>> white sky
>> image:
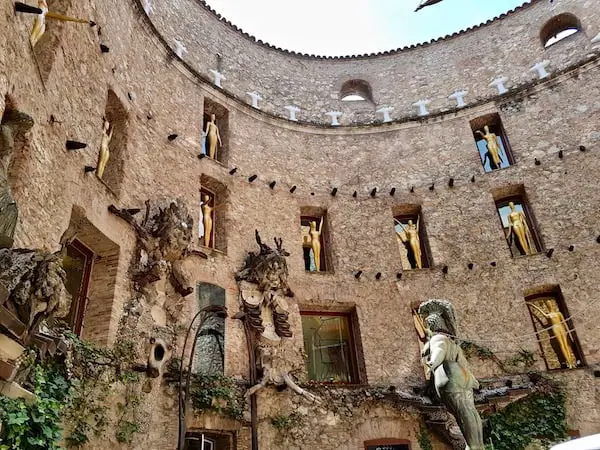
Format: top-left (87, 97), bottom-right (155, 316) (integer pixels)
top-left (205, 0), bottom-right (531, 56)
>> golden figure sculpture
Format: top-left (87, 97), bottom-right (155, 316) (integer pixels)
top-left (96, 119), bottom-right (113, 179)
top-left (396, 217), bottom-right (423, 269)
top-left (528, 300), bottom-right (577, 369)
top-left (309, 217), bottom-right (324, 272)
top-left (475, 125), bottom-right (503, 170)
top-left (205, 114), bottom-right (221, 160)
top-left (201, 194), bottom-right (213, 248)
top-left (506, 202), bottom-right (534, 255)
top-left (30, 0), bottom-right (91, 47)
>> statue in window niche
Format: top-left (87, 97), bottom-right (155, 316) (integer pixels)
top-left (96, 119), bottom-right (113, 179)
top-left (506, 202), bottom-right (535, 255)
top-left (28, 0), bottom-right (93, 47)
top-left (475, 126), bottom-right (503, 170)
top-left (204, 114), bottom-right (221, 160)
top-left (0, 104), bottom-right (34, 248)
top-left (200, 194), bottom-right (214, 248)
top-left (418, 299), bottom-right (484, 450)
top-left (308, 217), bottom-right (324, 271)
top-left (528, 300), bottom-right (577, 369)
top-left (396, 217), bottom-right (423, 269)
top-left (236, 231), bottom-right (320, 403)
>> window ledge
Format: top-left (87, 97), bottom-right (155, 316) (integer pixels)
top-left (195, 242), bottom-right (227, 257)
top-left (304, 270), bottom-right (335, 276)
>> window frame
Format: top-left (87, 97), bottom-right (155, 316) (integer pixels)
top-left (393, 207), bottom-right (433, 270)
top-left (470, 113), bottom-right (515, 173)
top-left (64, 239), bottom-right (94, 336)
top-left (300, 214), bottom-right (329, 273)
top-left (494, 194), bottom-right (543, 257)
top-left (364, 438), bottom-right (412, 450)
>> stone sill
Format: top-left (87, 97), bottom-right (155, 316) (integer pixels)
top-left (196, 242), bottom-right (227, 257)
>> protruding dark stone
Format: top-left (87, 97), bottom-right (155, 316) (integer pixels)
top-left (167, 134), bottom-right (178, 141)
top-left (100, 44), bottom-right (110, 53)
top-left (66, 140), bottom-right (87, 150)
top-left (248, 175), bottom-right (257, 182)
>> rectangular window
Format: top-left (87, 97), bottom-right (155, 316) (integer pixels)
top-left (62, 240), bottom-right (94, 335)
top-left (300, 207), bottom-right (332, 273)
top-left (199, 174), bottom-right (228, 253)
top-left (470, 113), bottom-right (514, 172)
top-left (493, 189), bottom-right (542, 257)
top-left (525, 287), bottom-right (584, 370)
top-left (199, 187), bottom-right (216, 249)
top-left (301, 312), bottom-right (360, 383)
top-left (393, 205), bottom-right (432, 270)
top-left (184, 431), bottom-right (233, 450)
top-left (202, 98), bottom-right (229, 164)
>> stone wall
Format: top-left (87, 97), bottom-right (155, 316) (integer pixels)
top-left (1, 0), bottom-right (600, 448)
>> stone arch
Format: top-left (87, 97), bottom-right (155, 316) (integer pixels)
top-left (340, 79), bottom-right (374, 102)
top-left (540, 12), bottom-right (582, 48)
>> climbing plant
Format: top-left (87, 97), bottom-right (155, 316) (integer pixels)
top-left (0, 332), bottom-right (142, 449)
top-left (188, 373), bottom-right (246, 421)
top-left (417, 423), bottom-right (433, 450)
top-left (484, 385), bottom-right (567, 450)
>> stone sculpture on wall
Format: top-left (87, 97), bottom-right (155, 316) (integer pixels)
top-left (505, 201), bottom-right (535, 255)
top-left (96, 118), bottom-right (113, 179)
top-left (236, 231), bottom-right (319, 402)
top-left (109, 199), bottom-right (207, 323)
top-left (204, 114), bottom-right (221, 160)
top-left (0, 102), bottom-right (34, 248)
top-left (396, 218), bottom-right (423, 269)
top-left (475, 126), bottom-right (503, 171)
top-left (418, 299), bottom-right (484, 450)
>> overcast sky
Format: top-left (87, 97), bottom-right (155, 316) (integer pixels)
top-left (204, 0), bottom-right (531, 56)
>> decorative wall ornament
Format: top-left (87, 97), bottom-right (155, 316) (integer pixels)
top-left (284, 105), bottom-right (300, 122)
top-left (235, 231), bottom-right (319, 403)
top-left (475, 126), bottom-right (503, 171)
top-left (376, 106), bottom-right (394, 123)
top-left (414, 0), bottom-right (445, 11)
top-left (204, 114), bottom-right (221, 159)
top-left (448, 90), bottom-right (468, 108)
top-left (418, 299), bottom-right (484, 450)
top-left (209, 69), bottom-right (226, 88)
top-left (200, 193), bottom-right (214, 248)
top-left (325, 111), bottom-right (342, 126)
top-left (530, 60), bottom-right (551, 79)
top-left (0, 105), bottom-right (33, 248)
top-left (174, 39), bottom-right (186, 58)
top-left (395, 217), bottom-right (423, 269)
top-left (143, 0), bottom-right (152, 15)
top-left (505, 201), bottom-right (535, 255)
top-left (413, 99), bottom-right (431, 117)
top-left (246, 92), bottom-right (262, 109)
top-left (489, 77), bottom-right (509, 95)
top-left (96, 119), bottom-right (113, 179)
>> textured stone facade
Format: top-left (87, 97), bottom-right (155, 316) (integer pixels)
top-left (1, 0), bottom-right (600, 448)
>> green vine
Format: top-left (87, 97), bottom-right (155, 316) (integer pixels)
top-left (484, 386), bottom-right (567, 450)
top-left (0, 332), bottom-right (142, 449)
top-left (271, 413), bottom-right (305, 433)
top-left (188, 373), bottom-right (245, 421)
top-left (417, 423), bottom-right (433, 450)
top-left (460, 341), bottom-right (536, 373)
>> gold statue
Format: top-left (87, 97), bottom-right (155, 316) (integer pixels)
top-left (200, 194), bottom-right (213, 248)
top-left (29, 0), bottom-right (92, 47)
top-left (528, 300), bottom-right (577, 369)
top-left (475, 125), bottom-right (503, 170)
top-left (308, 217), bottom-right (324, 272)
top-left (506, 202), bottom-right (534, 255)
top-left (96, 119), bottom-right (113, 179)
top-left (396, 218), bottom-right (423, 269)
top-left (205, 114), bottom-right (221, 160)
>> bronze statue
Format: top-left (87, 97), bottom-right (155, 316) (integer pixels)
top-left (309, 217), bottom-right (324, 272)
top-left (475, 125), bottom-right (503, 170)
top-left (200, 194), bottom-right (213, 248)
top-left (419, 299), bottom-right (484, 450)
top-left (205, 114), bottom-right (221, 160)
top-left (96, 119), bottom-right (113, 180)
top-left (506, 202), bottom-right (534, 255)
top-left (29, 0), bottom-right (92, 47)
top-left (0, 102), bottom-right (34, 248)
top-left (528, 300), bottom-right (577, 369)
top-left (396, 218), bottom-right (423, 269)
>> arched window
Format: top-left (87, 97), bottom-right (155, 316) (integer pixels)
top-left (540, 13), bottom-right (582, 48)
top-left (340, 79), bottom-right (374, 102)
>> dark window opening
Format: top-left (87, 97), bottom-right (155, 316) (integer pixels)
top-left (340, 79), bottom-right (374, 103)
top-left (301, 212), bottom-right (330, 273)
top-left (301, 311), bottom-right (362, 384)
top-left (493, 189), bottom-right (542, 257)
top-left (365, 439), bottom-right (411, 450)
top-left (393, 205), bottom-right (432, 270)
top-left (202, 98), bottom-right (229, 164)
top-left (525, 286), bottom-right (585, 370)
top-left (100, 90), bottom-right (129, 196)
top-left (62, 239), bottom-right (94, 335)
top-left (193, 283), bottom-right (225, 375)
top-left (184, 431), bottom-right (233, 450)
top-left (470, 113), bottom-right (514, 172)
top-left (540, 13), bottom-right (582, 48)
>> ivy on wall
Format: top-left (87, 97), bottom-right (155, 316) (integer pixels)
top-left (0, 332), bottom-right (142, 449)
top-left (417, 423), bottom-right (433, 450)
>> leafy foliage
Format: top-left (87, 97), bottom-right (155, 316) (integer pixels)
top-left (484, 389), bottom-right (568, 450)
top-left (417, 423), bottom-right (433, 450)
top-left (188, 373), bottom-right (245, 421)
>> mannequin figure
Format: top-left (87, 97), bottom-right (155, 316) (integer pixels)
top-left (201, 194), bottom-right (213, 248)
top-left (475, 125), bottom-right (503, 170)
top-left (309, 217), bottom-right (324, 272)
top-left (96, 119), bottom-right (113, 179)
top-left (205, 114), bottom-right (221, 160)
top-left (528, 300), bottom-right (577, 369)
top-left (29, 0), bottom-right (92, 47)
top-left (506, 202), bottom-right (534, 255)
top-left (396, 217), bottom-right (423, 269)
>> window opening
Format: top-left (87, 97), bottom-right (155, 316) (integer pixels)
top-left (540, 13), bottom-right (582, 48)
top-left (339, 79), bottom-right (374, 103)
top-left (525, 287), bottom-right (584, 370)
top-left (364, 439), bottom-right (411, 450)
top-left (470, 113), bottom-right (514, 172)
top-left (494, 194), bottom-right (542, 256)
top-left (301, 311), bottom-right (360, 383)
top-left (301, 214), bottom-right (328, 272)
top-left (62, 239), bottom-right (94, 335)
top-left (199, 188), bottom-right (216, 249)
top-left (393, 206), bottom-right (432, 270)
top-left (202, 98), bottom-right (229, 164)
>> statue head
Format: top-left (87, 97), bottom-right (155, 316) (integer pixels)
top-left (418, 299), bottom-right (458, 337)
top-left (483, 125), bottom-right (490, 133)
top-left (211, 114), bottom-right (216, 122)
top-left (408, 220), bottom-right (414, 226)
top-left (202, 194), bottom-right (210, 204)
top-left (309, 221), bottom-right (317, 231)
top-left (103, 119), bottom-right (110, 132)
top-left (508, 201), bottom-right (515, 210)
top-left (545, 299), bottom-right (556, 312)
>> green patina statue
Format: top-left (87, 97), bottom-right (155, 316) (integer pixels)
top-left (419, 299), bottom-right (485, 450)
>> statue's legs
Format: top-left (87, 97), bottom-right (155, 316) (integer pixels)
top-left (442, 391), bottom-right (485, 450)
